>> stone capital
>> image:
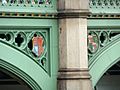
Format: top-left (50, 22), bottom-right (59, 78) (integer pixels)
top-left (58, 0), bottom-right (90, 18)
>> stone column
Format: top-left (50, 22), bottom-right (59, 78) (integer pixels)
top-left (58, 0), bottom-right (93, 90)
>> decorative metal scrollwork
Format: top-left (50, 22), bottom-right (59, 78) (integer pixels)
top-left (88, 30), bottom-right (120, 59)
top-left (0, 30), bottom-right (49, 73)
top-left (99, 31), bottom-right (109, 46)
top-left (90, 0), bottom-right (120, 7)
top-left (0, 32), bottom-right (14, 43)
top-left (89, 0), bottom-right (120, 18)
top-left (14, 32), bottom-right (27, 49)
top-left (1, 0), bottom-right (51, 5)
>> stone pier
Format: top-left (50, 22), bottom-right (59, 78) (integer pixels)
top-left (58, 0), bottom-right (93, 90)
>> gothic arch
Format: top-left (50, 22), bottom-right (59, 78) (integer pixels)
top-left (0, 40), bottom-right (51, 90)
top-left (89, 37), bottom-right (120, 86)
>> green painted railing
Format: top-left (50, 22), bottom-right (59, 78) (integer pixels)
top-left (1, 0), bottom-right (51, 5)
top-left (89, 0), bottom-right (120, 14)
top-left (0, 0), bottom-right (57, 17)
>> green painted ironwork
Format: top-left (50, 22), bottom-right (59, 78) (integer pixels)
top-left (0, 29), bottom-right (50, 73)
top-left (1, 0), bottom-right (51, 5)
top-left (88, 29), bottom-right (120, 63)
top-left (88, 19), bottom-right (120, 87)
top-left (89, 34), bottom-right (120, 86)
top-left (0, 0), bottom-right (57, 89)
top-left (89, 0), bottom-right (120, 14)
top-left (88, 28), bottom-right (120, 87)
top-left (88, 0), bottom-right (120, 87)
top-left (0, 0), bottom-right (57, 17)
top-left (88, 19), bottom-right (120, 27)
top-left (0, 18), bottom-right (58, 90)
top-left (0, 58), bottom-right (42, 90)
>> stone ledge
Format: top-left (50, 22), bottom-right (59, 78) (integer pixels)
top-left (58, 68), bottom-right (91, 80)
top-left (58, 9), bottom-right (90, 18)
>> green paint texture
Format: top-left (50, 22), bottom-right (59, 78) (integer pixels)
top-left (0, 18), bottom-right (58, 90)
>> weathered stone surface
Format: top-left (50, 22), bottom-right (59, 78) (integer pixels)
top-left (58, 0), bottom-right (92, 90)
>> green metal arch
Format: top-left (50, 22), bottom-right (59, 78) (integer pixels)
top-left (0, 59), bottom-right (41, 90)
top-left (89, 37), bottom-right (120, 87)
top-left (0, 40), bottom-right (52, 90)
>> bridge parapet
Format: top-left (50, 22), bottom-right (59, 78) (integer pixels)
top-left (0, 0), bottom-right (57, 18)
top-left (89, 0), bottom-right (120, 18)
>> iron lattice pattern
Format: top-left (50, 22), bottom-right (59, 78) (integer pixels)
top-left (89, 0), bottom-right (120, 17)
top-left (88, 30), bottom-right (120, 59)
top-left (0, 0), bottom-right (51, 5)
top-left (0, 29), bottom-right (49, 73)
top-left (89, 0), bottom-right (120, 7)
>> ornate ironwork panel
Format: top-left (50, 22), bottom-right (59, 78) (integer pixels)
top-left (0, 29), bottom-right (50, 73)
top-left (88, 29), bottom-right (120, 60)
top-left (0, 0), bottom-right (57, 18)
top-left (1, 0), bottom-right (51, 5)
top-left (90, 0), bottom-right (120, 7)
top-left (88, 0), bottom-right (120, 59)
top-left (89, 0), bottom-right (120, 17)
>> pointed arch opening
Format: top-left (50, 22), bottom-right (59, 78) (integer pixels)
top-left (0, 67), bottom-right (32, 90)
top-left (89, 38), bottom-right (120, 87)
